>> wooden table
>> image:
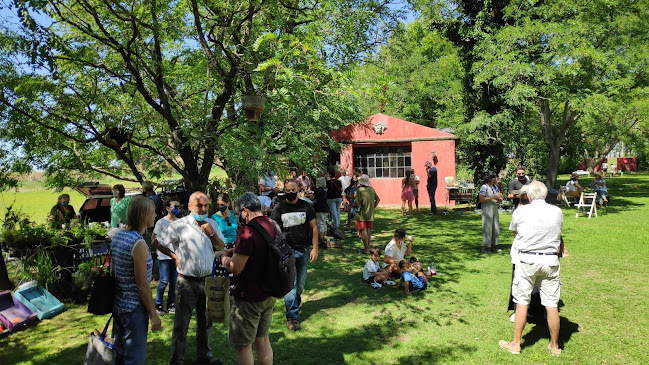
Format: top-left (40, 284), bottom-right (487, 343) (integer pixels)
top-left (445, 187), bottom-right (475, 206)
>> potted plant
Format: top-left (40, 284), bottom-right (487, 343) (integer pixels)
top-left (241, 94), bottom-right (265, 121)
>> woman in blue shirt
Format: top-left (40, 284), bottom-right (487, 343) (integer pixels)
top-left (112, 195), bottom-right (161, 364)
top-left (212, 193), bottom-right (238, 276)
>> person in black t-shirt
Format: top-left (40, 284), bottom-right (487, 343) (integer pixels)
top-left (507, 167), bottom-right (530, 208)
top-left (270, 179), bottom-right (318, 331)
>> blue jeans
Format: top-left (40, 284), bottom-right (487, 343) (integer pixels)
top-left (114, 304), bottom-right (149, 365)
top-left (327, 198), bottom-right (342, 227)
top-left (155, 259), bottom-right (177, 308)
top-left (284, 248), bottom-right (310, 321)
top-left (427, 185), bottom-right (437, 214)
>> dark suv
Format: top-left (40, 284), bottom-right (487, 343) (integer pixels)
top-left (156, 179), bottom-right (190, 207)
top-left (76, 182), bottom-right (140, 224)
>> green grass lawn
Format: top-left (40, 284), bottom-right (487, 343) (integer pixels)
top-left (1, 173), bottom-right (648, 364)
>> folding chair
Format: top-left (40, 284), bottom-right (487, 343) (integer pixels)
top-left (560, 186), bottom-right (578, 206)
top-left (575, 192), bottom-right (598, 218)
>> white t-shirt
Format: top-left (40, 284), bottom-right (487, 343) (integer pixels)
top-left (509, 200), bottom-right (563, 265)
top-left (566, 180), bottom-right (579, 192)
top-left (413, 175), bottom-right (420, 190)
top-left (339, 175), bottom-right (352, 195)
top-left (382, 239), bottom-right (408, 268)
top-left (259, 174), bottom-right (276, 196)
top-left (363, 259), bottom-right (380, 280)
top-left (153, 216), bottom-right (173, 260)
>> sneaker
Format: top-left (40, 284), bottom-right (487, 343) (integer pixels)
top-left (491, 246), bottom-right (502, 253)
top-left (167, 305), bottom-right (175, 314)
top-left (548, 344), bottom-right (561, 356)
top-left (287, 319), bottom-right (301, 331)
top-left (384, 280), bottom-right (397, 286)
top-left (155, 305), bottom-right (166, 316)
top-left (509, 313), bottom-right (516, 322)
top-left (498, 340), bottom-right (521, 354)
top-left (371, 281), bottom-right (382, 289)
top-left (482, 247), bottom-right (490, 254)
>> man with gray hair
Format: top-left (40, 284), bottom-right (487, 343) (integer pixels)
top-left (219, 192), bottom-right (277, 365)
top-left (499, 181), bottom-right (563, 357)
top-left (153, 191), bottom-right (226, 365)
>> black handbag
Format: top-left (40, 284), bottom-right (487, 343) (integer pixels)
top-left (88, 254), bottom-right (115, 315)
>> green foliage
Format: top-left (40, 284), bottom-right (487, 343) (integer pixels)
top-left (0, 0), bottom-right (403, 191)
top-left (352, 20), bottom-right (465, 128)
top-left (72, 260), bottom-right (108, 291)
top-left (417, 0), bottom-right (649, 187)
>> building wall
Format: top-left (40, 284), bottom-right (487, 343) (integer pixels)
top-left (339, 140), bottom-right (457, 207)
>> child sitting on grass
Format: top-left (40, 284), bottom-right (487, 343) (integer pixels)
top-left (396, 260), bottom-right (427, 295)
top-left (362, 247), bottom-right (389, 286)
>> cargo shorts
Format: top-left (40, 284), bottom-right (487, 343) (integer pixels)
top-left (512, 258), bottom-right (561, 307)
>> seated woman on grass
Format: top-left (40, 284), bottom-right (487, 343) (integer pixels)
top-left (382, 228), bottom-right (414, 279)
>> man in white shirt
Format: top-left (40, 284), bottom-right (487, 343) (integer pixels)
top-left (153, 191), bottom-right (226, 365)
top-left (499, 181), bottom-right (563, 357)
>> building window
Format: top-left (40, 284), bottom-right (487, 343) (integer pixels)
top-left (354, 146), bottom-right (411, 178)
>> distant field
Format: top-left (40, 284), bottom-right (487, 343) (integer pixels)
top-left (1, 169), bottom-right (229, 224)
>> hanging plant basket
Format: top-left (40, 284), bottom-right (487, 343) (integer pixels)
top-left (241, 95), bottom-right (265, 122)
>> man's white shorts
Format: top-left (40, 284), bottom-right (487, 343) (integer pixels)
top-left (512, 258), bottom-right (561, 307)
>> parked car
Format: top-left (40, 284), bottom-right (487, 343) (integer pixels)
top-left (76, 182), bottom-right (139, 224)
top-left (156, 179), bottom-right (190, 207)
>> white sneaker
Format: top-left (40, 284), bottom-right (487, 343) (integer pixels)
top-left (371, 282), bottom-right (382, 289)
top-left (385, 280), bottom-right (396, 286)
top-left (509, 313), bottom-right (516, 322)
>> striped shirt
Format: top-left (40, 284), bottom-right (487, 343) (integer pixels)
top-left (112, 230), bottom-right (152, 314)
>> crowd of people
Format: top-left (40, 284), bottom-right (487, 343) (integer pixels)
top-left (44, 162), bottom-right (608, 362)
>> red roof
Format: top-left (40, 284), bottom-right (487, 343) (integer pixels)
top-left (328, 113), bottom-right (457, 142)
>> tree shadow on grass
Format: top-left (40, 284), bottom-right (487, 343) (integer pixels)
top-left (270, 314), bottom-right (477, 365)
top-left (522, 315), bottom-right (580, 349)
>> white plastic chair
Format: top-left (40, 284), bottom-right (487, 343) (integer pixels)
top-left (575, 192), bottom-right (598, 218)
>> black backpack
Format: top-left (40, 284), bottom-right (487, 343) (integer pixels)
top-left (248, 220), bottom-right (296, 298)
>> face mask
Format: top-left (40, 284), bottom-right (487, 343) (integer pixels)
top-left (62, 201), bottom-right (69, 206)
top-left (517, 175), bottom-right (526, 182)
top-left (193, 213), bottom-right (208, 222)
top-left (217, 205), bottom-right (228, 213)
top-left (171, 208), bottom-right (180, 216)
top-left (112, 190), bottom-right (119, 198)
top-left (285, 192), bottom-right (298, 201)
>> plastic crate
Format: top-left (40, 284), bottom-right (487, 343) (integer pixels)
top-left (14, 281), bottom-right (65, 320)
top-left (0, 290), bottom-right (38, 332)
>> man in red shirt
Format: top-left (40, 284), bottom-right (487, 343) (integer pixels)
top-left (220, 192), bottom-right (276, 365)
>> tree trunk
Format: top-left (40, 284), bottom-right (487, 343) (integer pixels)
top-left (539, 98), bottom-right (578, 189)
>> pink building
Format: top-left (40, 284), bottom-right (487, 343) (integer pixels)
top-left (328, 113), bottom-right (458, 207)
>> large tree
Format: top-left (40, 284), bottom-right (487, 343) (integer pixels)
top-left (416, 0), bottom-right (649, 186)
top-left (352, 19), bottom-right (465, 129)
top-left (0, 0), bottom-right (403, 191)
